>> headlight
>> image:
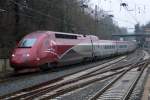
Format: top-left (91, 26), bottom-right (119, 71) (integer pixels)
top-left (12, 54), bottom-right (15, 57)
top-left (26, 54), bottom-right (30, 57)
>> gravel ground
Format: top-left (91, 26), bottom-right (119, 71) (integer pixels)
top-left (0, 57), bottom-right (116, 96)
top-left (129, 67), bottom-right (150, 100)
top-left (54, 77), bottom-right (116, 100)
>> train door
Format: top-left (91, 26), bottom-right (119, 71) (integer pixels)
top-left (38, 37), bottom-right (49, 63)
top-left (47, 34), bottom-right (57, 60)
top-left (90, 37), bottom-right (95, 58)
top-left (39, 34), bottom-right (57, 63)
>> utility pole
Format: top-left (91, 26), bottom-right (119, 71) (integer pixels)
top-left (80, 0), bottom-right (88, 13)
top-left (94, 5), bottom-right (98, 35)
top-left (81, 0), bottom-right (84, 13)
top-left (80, 0), bottom-right (88, 33)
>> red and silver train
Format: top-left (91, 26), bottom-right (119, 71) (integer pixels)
top-left (10, 31), bottom-right (136, 73)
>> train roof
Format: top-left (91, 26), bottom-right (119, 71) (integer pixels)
top-left (23, 31), bottom-right (133, 43)
top-left (24, 31), bottom-right (99, 39)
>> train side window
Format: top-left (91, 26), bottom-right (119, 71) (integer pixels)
top-left (55, 33), bottom-right (77, 39)
top-left (119, 45), bottom-right (127, 48)
top-left (113, 45), bottom-right (114, 48)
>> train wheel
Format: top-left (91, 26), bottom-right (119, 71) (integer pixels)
top-left (40, 63), bottom-right (50, 71)
top-left (40, 64), bottom-right (48, 71)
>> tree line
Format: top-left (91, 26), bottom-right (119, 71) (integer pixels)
top-left (0, 0), bottom-right (126, 57)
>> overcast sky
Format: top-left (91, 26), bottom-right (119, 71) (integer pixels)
top-left (89, 0), bottom-right (150, 32)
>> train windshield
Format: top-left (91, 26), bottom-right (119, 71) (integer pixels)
top-left (18, 38), bottom-right (36, 48)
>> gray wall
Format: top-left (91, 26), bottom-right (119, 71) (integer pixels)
top-left (0, 59), bottom-right (13, 72)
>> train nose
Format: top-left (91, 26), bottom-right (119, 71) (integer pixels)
top-left (10, 53), bottom-right (31, 66)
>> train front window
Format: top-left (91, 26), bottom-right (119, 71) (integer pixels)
top-left (18, 38), bottom-right (36, 48)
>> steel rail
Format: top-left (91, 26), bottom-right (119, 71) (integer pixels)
top-left (88, 60), bottom-right (149, 100)
top-left (23, 59), bottom-right (146, 100)
top-left (122, 62), bottom-right (148, 100)
top-left (1, 56), bottom-right (128, 100)
top-left (1, 51), bottom-right (145, 100)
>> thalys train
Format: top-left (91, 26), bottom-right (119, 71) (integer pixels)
top-left (10, 31), bottom-right (136, 73)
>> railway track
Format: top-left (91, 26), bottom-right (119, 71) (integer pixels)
top-left (0, 50), bottom-right (146, 100)
top-left (0, 55), bottom-right (123, 84)
top-left (0, 56), bottom-right (126, 99)
top-left (1, 51), bottom-right (140, 97)
top-left (89, 61), bottom-right (149, 100)
top-left (33, 62), bottom-right (147, 100)
top-left (0, 53), bottom-right (130, 83)
top-left (0, 49), bottom-right (142, 84)
top-left (49, 59), bottom-right (148, 100)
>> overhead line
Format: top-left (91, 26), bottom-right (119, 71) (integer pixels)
top-left (0, 8), bottom-right (56, 23)
top-left (9, 0), bottom-right (62, 22)
top-left (113, 17), bottom-right (136, 25)
top-left (124, 6), bottom-right (138, 23)
top-left (9, 0), bottom-right (79, 29)
top-left (0, 8), bottom-right (7, 12)
top-left (117, 0), bottom-right (139, 23)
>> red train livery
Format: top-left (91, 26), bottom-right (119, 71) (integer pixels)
top-left (10, 31), bottom-right (136, 73)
